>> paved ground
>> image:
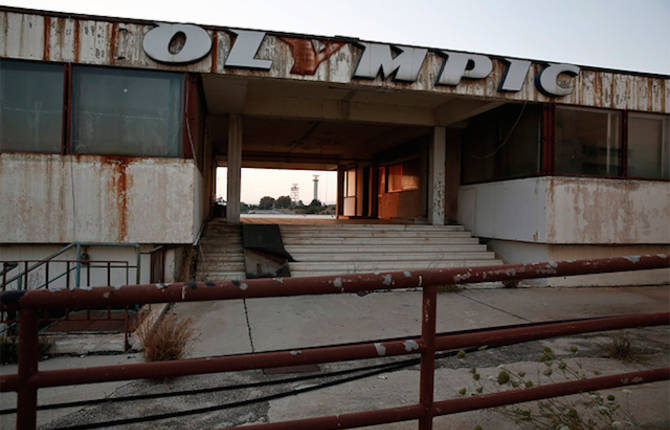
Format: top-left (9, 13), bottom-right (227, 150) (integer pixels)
top-left (1, 285), bottom-right (668, 429)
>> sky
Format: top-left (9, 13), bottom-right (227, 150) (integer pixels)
top-left (217, 168), bottom-right (337, 205)
top-left (6, 0), bottom-right (668, 203)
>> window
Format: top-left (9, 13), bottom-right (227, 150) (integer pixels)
top-left (0, 60), bottom-right (64, 152)
top-left (555, 107), bottom-right (621, 176)
top-left (71, 66), bottom-right (184, 157)
top-left (344, 169), bottom-right (356, 197)
top-left (461, 103), bottom-right (542, 184)
top-left (628, 113), bottom-right (669, 179)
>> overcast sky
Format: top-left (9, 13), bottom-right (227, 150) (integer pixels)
top-left (6, 0), bottom-right (668, 204)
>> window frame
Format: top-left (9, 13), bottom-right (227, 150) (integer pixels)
top-left (1, 60), bottom-right (198, 162)
top-left (461, 103), bottom-right (669, 185)
top-left (0, 58), bottom-right (68, 155)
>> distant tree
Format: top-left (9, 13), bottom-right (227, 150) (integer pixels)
top-left (259, 196), bottom-right (276, 210)
top-left (309, 199), bottom-right (322, 207)
top-left (276, 195), bottom-right (292, 209)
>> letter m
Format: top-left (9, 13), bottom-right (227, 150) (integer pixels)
top-left (353, 43), bottom-right (427, 82)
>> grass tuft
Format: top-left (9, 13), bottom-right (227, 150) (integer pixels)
top-left (134, 313), bottom-right (195, 362)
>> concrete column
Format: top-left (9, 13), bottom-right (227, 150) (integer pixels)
top-left (226, 114), bottom-right (242, 224)
top-left (336, 165), bottom-right (344, 217)
top-left (428, 126), bottom-right (446, 225)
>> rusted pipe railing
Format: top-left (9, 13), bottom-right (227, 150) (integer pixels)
top-left (1, 254), bottom-right (668, 430)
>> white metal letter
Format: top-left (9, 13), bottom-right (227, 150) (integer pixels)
top-left (537, 63), bottom-right (580, 96)
top-left (353, 43), bottom-right (427, 82)
top-left (499, 59), bottom-right (532, 92)
top-left (436, 51), bottom-right (492, 86)
top-left (143, 24), bottom-right (211, 64)
top-left (225, 30), bottom-right (272, 70)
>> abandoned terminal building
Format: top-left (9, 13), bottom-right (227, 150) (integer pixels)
top-left (0, 7), bottom-right (668, 290)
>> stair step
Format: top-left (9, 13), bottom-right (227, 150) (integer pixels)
top-left (198, 271), bottom-right (246, 281)
top-left (201, 262), bottom-right (247, 271)
top-left (282, 237), bottom-right (480, 245)
top-left (285, 244), bottom-right (486, 253)
top-left (288, 252), bottom-right (495, 262)
top-left (279, 224), bottom-right (466, 231)
top-left (289, 260), bottom-right (502, 272)
top-left (280, 232), bottom-right (473, 239)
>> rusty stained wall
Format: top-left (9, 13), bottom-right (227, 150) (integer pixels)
top-left (545, 177), bottom-right (670, 244)
top-left (458, 176), bottom-right (670, 245)
top-left (0, 10), bottom-right (668, 114)
top-left (0, 153), bottom-right (198, 244)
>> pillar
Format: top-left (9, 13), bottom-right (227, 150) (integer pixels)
top-left (428, 126), bottom-right (446, 225)
top-left (227, 114), bottom-right (242, 224)
top-left (336, 165), bottom-right (344, 217)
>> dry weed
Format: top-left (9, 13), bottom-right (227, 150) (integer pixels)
top-left (134, 312), bottom-right (195, 362)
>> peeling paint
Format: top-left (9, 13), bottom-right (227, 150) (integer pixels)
top-left (240, 282), bottom-right (248, 291)
top-left (382, 274), bottom-right (393, 286)
top-left (625, 256), bottom-right (641, 264)
top-left (333, 277), bottom-right (342, 288)
top-left (403, 271), bottom-right (411, 278)
top-left (403, 340), bottom-right (419, 352)
top-left (374, 342), bottom-right (386, 356)
top-left (289, 350), bottom-right (301, 356)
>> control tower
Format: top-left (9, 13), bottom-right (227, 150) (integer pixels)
top-left (313, 175), bottom-right (319, 202)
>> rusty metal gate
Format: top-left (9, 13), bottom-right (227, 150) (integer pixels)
top-left (1, 254), bottom-right (668, 430)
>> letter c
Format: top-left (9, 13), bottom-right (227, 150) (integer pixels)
top-left (537, 63), bottom-right (580, 96)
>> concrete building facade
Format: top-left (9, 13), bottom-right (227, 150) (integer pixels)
top-left (1, 7), bottom-right (668, 287)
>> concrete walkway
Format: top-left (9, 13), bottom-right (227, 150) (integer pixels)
top-left (172, 285), bottom-right (669, 357)
top-left (1, 286), bottom-right (668, 429)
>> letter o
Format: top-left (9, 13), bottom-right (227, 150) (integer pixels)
top-left (143, 23), bottom-right (212, 64)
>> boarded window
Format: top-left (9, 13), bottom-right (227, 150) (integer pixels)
top-left (628, 113), bottom-right (669, 179)
top-left (555, 107), bottom-right (621, 176)
top-left (71, 66), bottom-right (184, 157)
top-left (0, 60), bottom-right (64, 153)
top-left (461, 103), bottom-right (541, 184)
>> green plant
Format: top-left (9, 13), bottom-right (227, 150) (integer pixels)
top-left (458, 346), bottom-right (637, 429)
top-left (134, 313), bottom-right (195, 362)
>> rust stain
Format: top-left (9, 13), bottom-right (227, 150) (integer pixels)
top-left (661, 80), bottom-right (666, 113)
top-left (210, 31), bottom-right (218, 73)
top-left (647, 79), bottom-right (653, 112)
top-left (610, 75), bottom-right (616, 108)
top-left (278, 37), bottom-right (344, 75)
top-left (109, 22), bottom-right (117, 64)
top-left (73, 19), bottom-right (80, 63)
top-left (102, 155), bottom-right (129, 242)
top-left (42, 16), bottom-right (50, 60)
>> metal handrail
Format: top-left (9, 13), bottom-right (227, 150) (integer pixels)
top-left (2, 242), bottom-right (141, 289)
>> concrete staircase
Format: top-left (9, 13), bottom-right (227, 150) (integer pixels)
top-left (281, 224), bottom-right (503, 279)
top-left (195, 221), bottom-right (246, 281)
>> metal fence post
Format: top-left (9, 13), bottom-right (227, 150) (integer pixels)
top-left (17, 307), bottom-right (39, 430)
top-left (418, 284), bottom-right (437, 430)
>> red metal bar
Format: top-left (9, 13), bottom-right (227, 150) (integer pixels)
top-left (224, 404), bottom-right (424, 430)
top-left (434, 312), bottom-right (669, 352)
top-left (17, 308), bottom-right (39, 430)
top-left (7, 312), bottom-right (664, 392)
top-left (14, 255), bottom-right (670, 310)
top-left (432, 367), bottom-right (669, 417)
top-left (227, 369), bottom-right (668, 430)
top-left (27, 336), bottom-right (423, 389)
top-left (418, 284), bottom-right (437, 430)
top-left (23, 261), bottom-right (28, 290)
top-left (65, 261), bottom-right (70, 289)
